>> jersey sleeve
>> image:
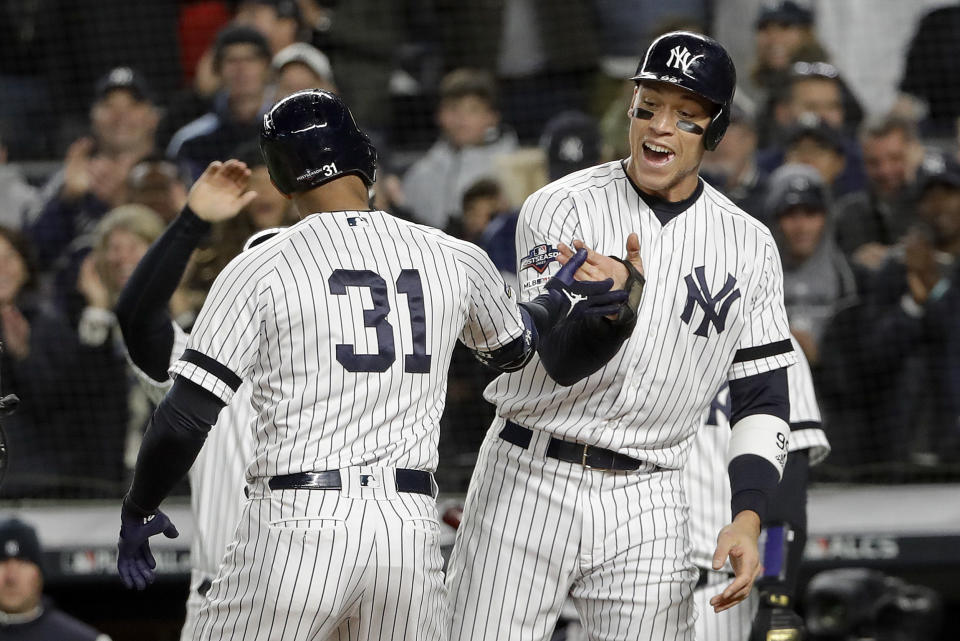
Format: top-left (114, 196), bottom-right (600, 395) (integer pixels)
top-left (514, 188), bottom-right (583, 302)
top-left (169, 251), bottom-right (274, 404)
top-left (728, 237), bottom-right (797, 380)
top-left (456, 241), bottom-right (526, 352)
top-left (785, 335), bottom-right (831, 465)
top-left (127, 322), bottom-right (190, 405)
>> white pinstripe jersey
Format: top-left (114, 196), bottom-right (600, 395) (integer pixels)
top-left (170, 209), bottom-right (525, 478)
top-left (128, 322), bottom-right (253, 580)
top-left (685, 335), bottom-right (830, 570)
top-left (485, 161), bottom-right (797, 469)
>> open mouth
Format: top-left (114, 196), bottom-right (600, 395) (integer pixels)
top-left (642, 141), bottom-right (674, 166)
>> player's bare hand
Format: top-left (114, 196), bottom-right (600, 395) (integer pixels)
top-left (557, 233), bottom-right (643, 291)
top-left (710, 510), bottom-right (762, 613)
top-left (188, 160), bottom-right (259, 223)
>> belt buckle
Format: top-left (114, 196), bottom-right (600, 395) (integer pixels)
top-left (581, 445), bottom-right (611, 471)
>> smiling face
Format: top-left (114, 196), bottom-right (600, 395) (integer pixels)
top-left (625, 81), bottom-right (714, 201)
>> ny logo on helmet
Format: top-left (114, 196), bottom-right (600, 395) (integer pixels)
top-left (667, 46), bottom-right (705, 78)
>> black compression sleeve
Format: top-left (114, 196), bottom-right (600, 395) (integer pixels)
top-left (538, 314), bottom-right (634, 386)
top-left (115, 206), bottom-right (211, 382)
top-left (758, 449), bottom-right (810, 599)
top-left (729, 368), bottom-right (790, 424)
top-left (127, 377), bottom-right (225, 511)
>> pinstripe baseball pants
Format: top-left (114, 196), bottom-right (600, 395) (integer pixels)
top-left (188, 466), bottom-right (447, 641)
top-left (446, 420), bottom-right (698, 641)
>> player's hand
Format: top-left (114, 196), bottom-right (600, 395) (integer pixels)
top-left (117, 496), bottom-right (179, 590)
top-left (556, 233), bottom-right (644, 291)
top-left (710, 510), bottom-right (762, 613)
top-left (187, 160), bottom-right (259, 223)
top-left (748, 591), bottom-right (806, 641)
top-left (546, 248), bottom-right (614, 297)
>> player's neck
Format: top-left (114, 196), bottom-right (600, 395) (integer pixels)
top-left (292, 176), bottom-right (371, 216)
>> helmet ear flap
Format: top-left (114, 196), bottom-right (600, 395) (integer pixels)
top-left (703, 107), bottom-right (729, 151)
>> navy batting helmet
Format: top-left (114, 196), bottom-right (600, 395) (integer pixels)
top-left (631, 31), bottom-right (737, 151)
top-left (259, 89), bottom-right (377, 195)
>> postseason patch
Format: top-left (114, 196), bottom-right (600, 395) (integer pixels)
top-left (520, 244), bottom-right (559, 273)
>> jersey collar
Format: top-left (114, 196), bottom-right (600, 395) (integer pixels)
top-left (620, 160), bottom-right (704, 227)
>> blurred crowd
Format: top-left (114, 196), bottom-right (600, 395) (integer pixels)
top-left (0, 0), bottom-right (958, 497)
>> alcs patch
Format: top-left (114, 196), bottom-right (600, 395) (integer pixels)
top-left (520, 244), bottom-right (559, 273)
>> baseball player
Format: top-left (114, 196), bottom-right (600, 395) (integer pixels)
top-left (689, 336), bottom-right (830, 641)
top-left (113, 160), bottom-right (261, 640)
top-left (446, 31), bottom-right (797, 640)
top-left (115, 89), bottom-right (616, 641)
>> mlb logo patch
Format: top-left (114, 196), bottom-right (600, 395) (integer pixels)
top-left (347, 216), bottom-right (369, 227)
top-left (519, 244), bottom-right (560, 273)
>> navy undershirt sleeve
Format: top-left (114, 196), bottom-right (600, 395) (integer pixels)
top-left (115, 206), bottom-right (211, 382)
top-left (727, 367), bottom-right (790, 521)
top-left (128, 377), bottom-right (225, 511)
top-left (758, 449), bottom-right (810, 599)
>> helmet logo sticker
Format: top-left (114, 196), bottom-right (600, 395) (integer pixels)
top-left (666, 46), bottom-right (704, 78)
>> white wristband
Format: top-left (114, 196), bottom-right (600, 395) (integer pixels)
top-left (727, 413), bottom-right (790, 478)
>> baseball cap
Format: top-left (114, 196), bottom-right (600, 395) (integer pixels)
top-left (240, 0), bottom-right (300, 21)
top-left (756, 0), bottom-right (814, 29)
top-left (785, 113), bottom-right (845, 155)
top-left (95, 66), bottom-right (153, 103)
top-left (765, 163), bottom-right (828, 217)
top-left (540, 111), bottom-right (602, 181)
top-left (272, 43), bottom-right (335, 84)
top-left (213, 25), bottom-right (272, 69)
top-left (915, 152), bottom-right (960, 194)
top-left (0, 518), bottom-right (43, 573)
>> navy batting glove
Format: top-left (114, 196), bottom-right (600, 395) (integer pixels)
top-left (545, 249), bottom-right (614, 297)
top-left (117, 496), bottom-right (179, 590)
top-left (569, 289), bottom-right (629, 320)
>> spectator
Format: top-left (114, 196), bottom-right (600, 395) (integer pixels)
top-left (402, 69), bottom-right (518, 229)
top-left (0, 136), bottom-right (40, 230)
top-left (0, 518), bottom-right (110, 640)
top-left (451, 178), bottom-right (510, 243)
top-left (28, 68), bottom-right (159, 270)
top-left (272, 42), bottom-right (337, 99)
top-left (766, 163), bottom-right (856, 366)
top-left (701, 100), bottom-right (768, 221)
top-left (782, 115), bottom-right (848, 197)
top-left (854, 154), bottom-right (960, 463)
top-left (167, 26), bottom-right (274, 182)
top-left (126, 158), bottom-right (189, 225)
top-left (75, 206), bottom-right (166, 350)
top-left (759, 62), bottom-right (866, 195)
top-left (0, 227), bottom-right (127, 498)
top-left (436, 0), bottom-right (600, 143)
top-left (749, 0), bottom-right (828, 101)
top-left (835, 116), bottom-right (924, 271)
top-left (896, 4), bottom-right (960, 140)
top-left (235, 0), bottom-right (303, 54)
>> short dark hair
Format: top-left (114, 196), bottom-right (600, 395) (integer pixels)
top-left (462, 178), bottom-right (502, 211)
top-left (213, 25), bottom-right (272, 72)
top-left (860, 114), bottom-right (917, 143)
top-left (439, 69), bottom-right (498, 109)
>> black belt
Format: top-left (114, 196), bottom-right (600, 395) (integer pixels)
top-left (695, 567), bottom-right (734, 590)
top-left (267, 469), bottom-right (435, 497)
top-left (499, 421), bottom-right (645, 471)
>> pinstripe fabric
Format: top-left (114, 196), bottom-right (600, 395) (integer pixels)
top-left (190, 468), bottom-right (446, 641)
top-left (170, 210), bottom-right (524, 478)
top-left (685, 335), bottom-right (830, 639)
top-left (448, 161), bottom-right (797, 641)
top-left (166, 209), bottom-right (523, 641)
top-left (485, 162), bottom-right (796, 471)
top-left (692, 572), bottom-right (755, 641)
top-left (446, 421), bottom-right (697, 641)
top-left (128, 322), bottom-right (254, 641)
